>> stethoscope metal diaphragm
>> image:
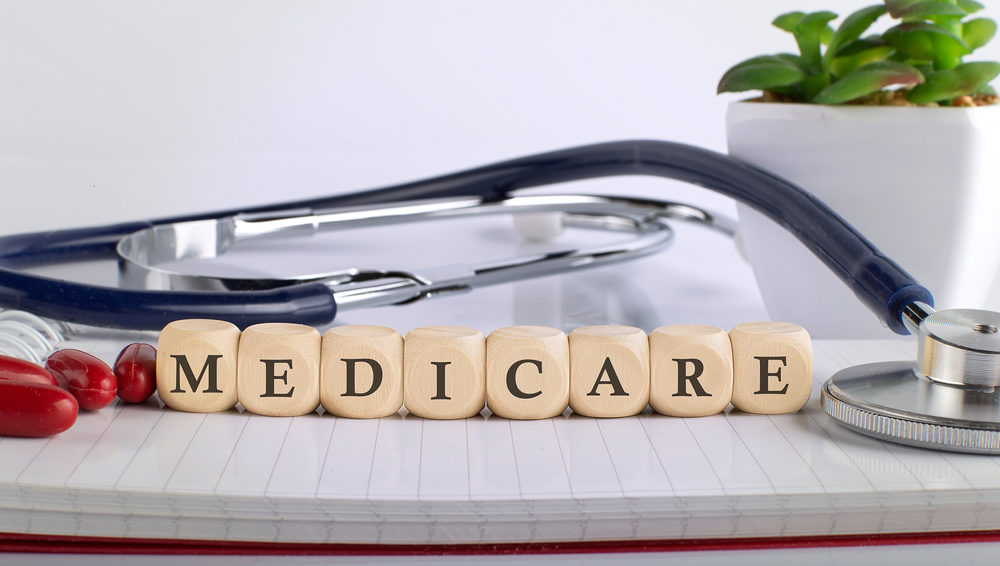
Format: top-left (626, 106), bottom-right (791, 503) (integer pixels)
top-left (822, 307), bottom-right (1000, 454)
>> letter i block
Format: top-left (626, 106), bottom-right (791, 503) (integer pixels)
top-left (157, 319), bottom-right (241, 413)
top-left (649, 325), bottom-right (732, 417)
top-left (486, 326), bottom-right (569, 420)
top-left (568, 326), bottom-right (649, 418)
top-left (404, 326), bottom-right (485, 419)
top-left (238, 323), bottom-right (321, 417)
top-left (729, 322), bottom-right (812, 414)
top-left (321, 325), bottom-right (404, 418)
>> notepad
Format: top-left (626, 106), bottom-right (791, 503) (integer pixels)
top-left (2, 328), bottom-right (999, 545)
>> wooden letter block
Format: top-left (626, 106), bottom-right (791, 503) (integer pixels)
top-left (649, 325), bottom-right (732, 417)
top-left (237, 323), bottom-right (321, 417)
top-left (568, 325), bottom-right (649, 418)
top-left (321, 325), bottom-right (403, 419)
top-left (403, 326), bottom-right (485, 419)
top-left (486, 326), bottom-right (569, 420)
top-left (729, 322), bottom-right (812, 414)
top-left (157, 319), bottom-right (240, 413)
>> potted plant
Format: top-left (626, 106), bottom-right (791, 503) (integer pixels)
top-left (718, 0), bottom-right (1000, 338)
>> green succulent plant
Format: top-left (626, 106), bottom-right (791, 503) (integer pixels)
top-left (718, 0), bottom-right (1000, 105)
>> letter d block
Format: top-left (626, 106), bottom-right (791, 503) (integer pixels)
top-left (569, 326), bottom-right (649, 418)
top-left (321, 325), bottom-right (403, 418)
top-left (238, 323), bottom-right (321, 417)
top-left (404, 326), bottom-right (485, 419)
top-left (650, 325), bottom-right (732, 417)
top-left (157, 319), bottom-right (240, 413)
top-left (729, 322), bottom-right (812, 414)
top-left (486, 326), bottom-right (569, 420)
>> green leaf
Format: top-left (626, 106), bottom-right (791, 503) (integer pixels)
top-left (884, 0), bottom-right (968, 20)
top-left (908, 61), bottom-right (1000, 102)
top-left (831, 42), bottom-right (895, 76)
top-left (717, 55), bottom-right (808, 94)
top-left (963, 18), bottom-right (997, 51)
top-left (884, 22), bottom-right (971, 69)
top-left (773, 11), bottom-right (806, 32)
top-left (957, 0), bottom-right (985, 14)
top-left (834, 35), bottom-right (889, 57)
top-left (794, 11), bottom-right (839, 72)
top-left (827, 5), bottom-right (888, 64)
top-left (813, 61), bottom-right (924, 104)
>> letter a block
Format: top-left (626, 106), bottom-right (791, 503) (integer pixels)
top-left (404, 326), bottom-right (485, 419)
top-left (238, 323), bottom-right (321, 417)
top-left (649, 325), bottom-right (732, 417)
top-left (729, 322), bottom-right (812, 414)
top-left (321, 325), bottom-right (403, 418)
top-left (157, 319), bottom-right (241, 413)
top-left (486, 326), bottom-right (569, 420)
top-left (569, 326), bottom-right (649, 418)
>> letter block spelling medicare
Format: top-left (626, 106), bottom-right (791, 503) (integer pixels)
top-left (486, 326), bottom-right (569, 420)
top-left (649, 325), bottom-right (733, 417)
top-left (568, 325), bottom-right (649, 418)
top-left (729, 322), bottom-right (812, 414)
top-left (157, 319), bottom-right (241, 412)
top-left (404, 326), bottom-right (485, 419)
top-left (237, 323), bottom-right (321, 417)
top-left (321, 325), bottom-right (404, 419)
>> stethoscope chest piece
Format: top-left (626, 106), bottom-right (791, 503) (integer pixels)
top-left (822, 307), bottom-right (1000, 454)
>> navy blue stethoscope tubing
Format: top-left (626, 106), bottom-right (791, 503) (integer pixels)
top-left (0, 140), bottom-right (932, 333)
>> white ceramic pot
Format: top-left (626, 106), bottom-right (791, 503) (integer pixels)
top-left (727, 101), bottom-right (1000, 338)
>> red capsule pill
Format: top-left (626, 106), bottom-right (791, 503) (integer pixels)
top-left (114, 343), bottom-right (157, 404)
top-left (0, 381), bottom-right (78, 437)
top-left (0, 354), bottom-right (59, 387)
top-left (45, 349), bottom-right (117, 411)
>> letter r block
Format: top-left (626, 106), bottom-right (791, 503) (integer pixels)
top-left (649, 325), bottom-right (733, 417)
top-left (568, 325), bottom-right (649, 418)
top-left (321, 325), bottom-right (403, 418)
top-left (404, 326), bottom-right (485, 419)
top-left (238, 323), bottom-right (321, 417)
top-left (156, 319), bottom-right (241, 413)
top-left (486, 326), bottom-right (569, 420)
top-left (729, 322), bottom-right (812, 414)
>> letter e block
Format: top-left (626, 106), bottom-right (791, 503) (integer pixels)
top-left (486, 326), bottom-right (569, 420)
top-left (157, 319), bottom-right (241, 413)
top-left (238, 323), bottom-right (321, 417)
top-left (649, 325), bottom-right (732, 417)
top-left (569, 325), bottom-right (649, 418)
top-left (729, 322), bottom-right (812, 414)
top-left (321, 325), bottom-right (403, 418)
top-left (404, 326), bottom-right (485, 419)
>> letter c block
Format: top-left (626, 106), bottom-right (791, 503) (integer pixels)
top-left (649, 325), bottom-right (732, 417)
top-left (321, 325), bottom-right (403, 418)
top-left (486, 326), bottom-right (569, 420)
top-left (404, 326), bottom-right (485, 419)
top-left (729, 322), bottom-right (812, 414)
top-left (156, 319), bottom-right (241, 413)
top-left (237, 323), bottom-right (321, 417)
top-left (568, 325), bottom-right (649, 418)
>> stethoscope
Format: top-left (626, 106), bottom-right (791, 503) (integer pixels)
top-left (1, 140), bottom-right (997, 454)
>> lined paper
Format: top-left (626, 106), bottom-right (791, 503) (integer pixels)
top-left (3, 336), bottom-right (1000, 544)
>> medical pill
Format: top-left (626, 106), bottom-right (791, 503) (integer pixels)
top-left (46, 349), bottom-right (118, 411)
top-left (114, 343), bottom-right (158, 403)
top-left (0, 354), bottom-right (59, 387)
top-left (0, 382), bottom-right (78, 437)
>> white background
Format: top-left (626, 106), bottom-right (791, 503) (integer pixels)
top-left (3, 0), bottom-right (998, 234)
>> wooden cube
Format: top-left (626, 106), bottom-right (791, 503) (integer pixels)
top-left (156, 319), bottom-right (241, 413)
top-left (649, 325), bottom-right (732, 417)
top-left (486, 326), bottom-right (569, 420)
top-left (568, 325), bottom-right (649, 418)
top-left (729, 322), bottom-right (812, 414)
top-left (237, 323), bottom-right (321, 417)
top-left (403, 326), bottom-right (485, 419)
top-left (321, 325), bottom-right (403, 419)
